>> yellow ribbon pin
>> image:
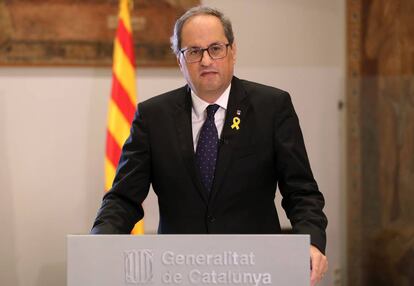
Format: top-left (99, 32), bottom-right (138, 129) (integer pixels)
top-left (231, 116), bottom-right (241, 130)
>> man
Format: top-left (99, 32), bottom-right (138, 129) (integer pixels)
top-left (92, 6), bottom-right (328, 285)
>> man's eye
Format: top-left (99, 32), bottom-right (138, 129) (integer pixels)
top-left (210, 45), bottom-right (222, 52)
top-left (188, 49), bottom-right (200, 56)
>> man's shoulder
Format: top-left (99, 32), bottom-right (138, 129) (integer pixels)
top-left (237, 78), bottom-right (289, 98)
top-left (139, 85), bottom-right (188, 110)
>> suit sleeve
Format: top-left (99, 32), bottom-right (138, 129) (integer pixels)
top-left (91, 104), bottom-right (151, 234)
top-left (274, 92), bottom-right (328, 253)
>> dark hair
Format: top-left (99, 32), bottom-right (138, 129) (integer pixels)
top-left (170, 6), bottom-right (234, 55)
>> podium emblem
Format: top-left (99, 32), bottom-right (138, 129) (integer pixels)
top-left (124, 249), bottom-right (153, 284)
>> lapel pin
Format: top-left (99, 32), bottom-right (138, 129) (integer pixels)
top-left (236, 109), bottom-right (241, 116)
top-left (231, 116), bottom-right (241, 130)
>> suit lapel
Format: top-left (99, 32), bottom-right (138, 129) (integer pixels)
top-left (209, 77), bottom-right (250, 204)
top-left (174, 86), bottom-right (209, 204)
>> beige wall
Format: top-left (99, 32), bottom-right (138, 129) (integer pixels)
top-left (0, 1), bottom-right (345, 285)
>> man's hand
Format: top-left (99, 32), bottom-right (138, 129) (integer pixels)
top-left (310, 245), bottom-right (328, 286)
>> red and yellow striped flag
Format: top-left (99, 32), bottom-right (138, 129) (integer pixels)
top-left (105, 0), bottom-right (144, 234)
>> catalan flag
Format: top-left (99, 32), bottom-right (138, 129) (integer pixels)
top-left (105, 0), bottom-right (144, 234)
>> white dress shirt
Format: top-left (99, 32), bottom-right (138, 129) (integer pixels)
top-left (191, 84), bottom-right (231, 152)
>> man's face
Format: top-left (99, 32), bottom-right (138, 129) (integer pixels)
top-left (178, 15), bottom-right (236, 101)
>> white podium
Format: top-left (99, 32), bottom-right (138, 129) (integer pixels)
top-left (67, 234), bottom-right (309, 286)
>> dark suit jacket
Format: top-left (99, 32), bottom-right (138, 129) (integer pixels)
top-left (91, 76), bottom-right (328, 253)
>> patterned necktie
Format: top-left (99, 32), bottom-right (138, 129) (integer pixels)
top-left (195, 104), bottom-right (220, 193)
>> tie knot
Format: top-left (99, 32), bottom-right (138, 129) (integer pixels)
top-left (206, 104), bottom-right (220, 119)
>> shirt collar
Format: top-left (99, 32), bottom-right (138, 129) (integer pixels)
top-left (191, 84), bottom-right (231, 117)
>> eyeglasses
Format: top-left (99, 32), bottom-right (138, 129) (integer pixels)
top-left (180, 43), bottom-right (231, 63)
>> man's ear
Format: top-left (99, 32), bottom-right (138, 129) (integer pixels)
top-left (177, 54), bottom-right (183, 70)
top-left (231, 42), bottom-right (237, 63)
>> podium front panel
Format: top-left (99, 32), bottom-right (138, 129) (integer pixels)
top-left (67, 234), bottom-right (309, 286)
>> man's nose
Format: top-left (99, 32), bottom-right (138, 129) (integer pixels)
top-left (200, 49), bottom-right (213, 66)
